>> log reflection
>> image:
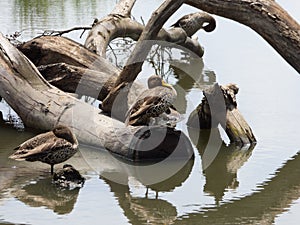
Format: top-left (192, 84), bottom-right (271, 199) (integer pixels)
top-left (188, 127), bottom-right (254, 205)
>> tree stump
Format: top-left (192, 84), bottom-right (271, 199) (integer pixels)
top-left (187, 83), bottom-right (256, 145)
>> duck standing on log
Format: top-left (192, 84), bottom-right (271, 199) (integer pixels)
top-left (9, 125), bottom-right (79, 174)
top-left (171, 12), bottom-right (216, 37)
top-left (125, 75), bottom-right (177, 126)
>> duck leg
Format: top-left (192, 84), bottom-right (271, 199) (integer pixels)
top-left (51, 164), bottom-right (54, 175)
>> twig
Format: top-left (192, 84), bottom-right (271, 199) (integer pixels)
top-left (41, 26), bottom-right (92, 37)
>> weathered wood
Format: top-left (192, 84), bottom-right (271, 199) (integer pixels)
top-left (185, 0), bottom-right (300, 73)
top-left (18, 36), bottom-right (118, 75)
top-left (37, 63), bottom-right (115, 101)
top-left (0, 33), bottom-right (193, 161)
top-left (85, 0), bottom-right (207, 58)
top-left (187, 83), bottom-right (256, 145)
top-left (110, 0), bottom-right (136, 17)
top-left (85, 16), bottom-right (204, 58)
top-left (101, 0), bottom-right (185, 115)
top-left (37, 63), bottom-right (144, 107)
top-left (18, 36), bottom-right (148, 118)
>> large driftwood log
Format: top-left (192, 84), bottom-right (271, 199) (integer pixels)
top-left (18, 36), bottom-right (147, 112)
top-left (185, 0), bottom-right (300, 73)
top-left (18, 36), bottom-right (118, 74)
top-left (0, 33), bottom-right (193, 161)
top-left (187, 83), bottom-right (256, 145)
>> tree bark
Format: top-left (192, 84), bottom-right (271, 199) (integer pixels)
top-left (185, 0), bottom-right (300, 73)
top-left (0, 33), bottom-right (193, 161)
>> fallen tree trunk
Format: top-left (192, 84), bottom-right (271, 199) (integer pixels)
top-left (18, 35), bottom-right (118, 74)
top-left (185, 0), bottom-right (300, 73)
top-left (0, 33), bottom-right (194, 161)
top-left (18, 36), bottom-right (147, 114)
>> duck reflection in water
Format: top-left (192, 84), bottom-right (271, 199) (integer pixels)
top-left (99, 158), bottom-right (194, 225)
top-left (11, 174), bottom-right (82, 215)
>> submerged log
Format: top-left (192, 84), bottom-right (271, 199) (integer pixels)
top-left (0, 33), bottom-right (194, 161)
top-left (187, 83), bottom-right (256, 145)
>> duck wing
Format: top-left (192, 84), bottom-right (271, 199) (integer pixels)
top-left (9, 137), bottom-right (72, 161)
top-left (125, 95), bottom-right (164, 126)
top-left (14, 131), bottom-right (55, 150)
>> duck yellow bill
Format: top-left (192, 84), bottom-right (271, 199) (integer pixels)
top-left (161, 80), bottom-right (173, 88)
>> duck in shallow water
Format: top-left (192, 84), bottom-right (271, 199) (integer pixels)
top-left (171, 12), bottom-right (216, 37)
top-left (9, 125), bottom-right (78, 174)
top-left (125, 75), bottom-right (177, 126)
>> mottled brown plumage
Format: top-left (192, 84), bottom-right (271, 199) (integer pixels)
top-left (171, 12), bottom-right (216, 37)
top-left (9, 125), bottom-right (78, 174)
top-left (125, 75), bottom-right (177, 126)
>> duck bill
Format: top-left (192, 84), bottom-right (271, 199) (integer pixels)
top-left (161, 80), bottom-right (173, 89)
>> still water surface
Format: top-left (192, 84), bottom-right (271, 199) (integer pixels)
top-left (0, 0), bottom-right (300, 224)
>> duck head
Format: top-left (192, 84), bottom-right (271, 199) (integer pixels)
top-left (147, 75), bottom-right (173, 89)
top-left (53, 125), bottom-right (78, 145)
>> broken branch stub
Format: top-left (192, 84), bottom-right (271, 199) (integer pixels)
top-left (187, 83), bottom-right (256, 145)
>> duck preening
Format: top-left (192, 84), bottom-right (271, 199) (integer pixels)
top-left (171, 12), bottom-right (216, 37)
top-left (9, 125), bottom-right (78, 175)
top-left (125, 75), bottom-right (177, 126)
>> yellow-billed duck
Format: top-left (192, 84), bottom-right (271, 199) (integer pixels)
top-left (9, 125), bottom-right (78, 174)
top-left (125, 75), bottom-right (177, 126)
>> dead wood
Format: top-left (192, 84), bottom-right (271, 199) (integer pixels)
top-left (85, 0), bottom-right (207, 58)
top-left (85, 16), bottom-right (205, 58)
top-left (101, 0), bottom-right (185, 115)
top-left (18, 36), bottom-right (118, 75)
top-left (0, 33), bottom-right (193, 161)
top-left (185, 0), bottom-right (300, 73)
top-left (187, 83), bottom-right (256, 145)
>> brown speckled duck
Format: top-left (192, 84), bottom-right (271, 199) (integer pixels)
top-left (125, 75), bottom-right (177, 126)
top-left (9, 125), bottom-right (78, 174)
top-left (171, 12), bottom-right (216, 37)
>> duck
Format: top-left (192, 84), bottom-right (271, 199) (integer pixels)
top-left (125, 75), bottom-right (177, 126)
top-left (171, 12), bottom-right (216, 37)
top-left (9, 125), bottom-right (78, 175)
